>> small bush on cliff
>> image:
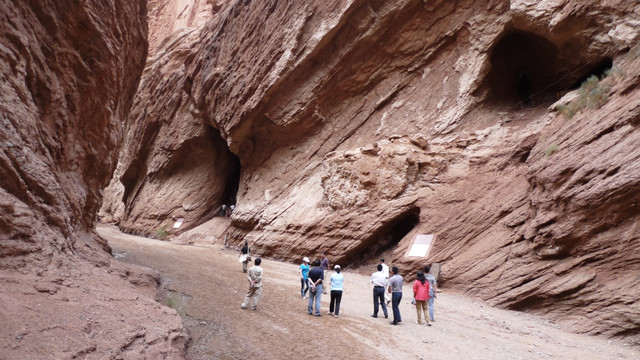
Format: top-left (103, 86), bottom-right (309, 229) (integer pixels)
top-left (604, 66), bottom-right (625, 80)
top-left (545, 144), bottom-right (559, 157)
top-left (161, 293), bottom-right (185, 317)
top-left (156, 227), bottom-right (169, 240)
top-left (557, 75), bottom-right (611, 119)
top-left (556, 102), bottom-right (580, 119)
top-left (579, 75), bottom-right (610, 108)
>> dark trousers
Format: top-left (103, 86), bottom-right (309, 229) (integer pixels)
top-left (330, 290), bottom-right (343, 315)
top-left (373, 287), bottom-right (388, 317)
top-left (301, 278), bottom-right (309, 297)
top-left (391, 292), bottom-right (402, 324)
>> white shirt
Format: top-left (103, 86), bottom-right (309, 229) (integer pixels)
top-left (371, 271), bottom-right (387, 287)
top-left (381, 263), bottom-right (389, 279)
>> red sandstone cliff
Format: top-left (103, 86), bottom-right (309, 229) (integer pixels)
top-left (0, 1), bottom-right (187, 358)
top-left (105, 0), bottom-right (639, 343)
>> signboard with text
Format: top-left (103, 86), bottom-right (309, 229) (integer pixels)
top-left (405, 234), bottom-right (435, 258)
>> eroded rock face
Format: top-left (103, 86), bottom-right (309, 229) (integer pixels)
top-left (99, 0), bottom-right (235, 237)
top-left (103, 0), bottom-right (640, 342)
top-left (0, 1), bottom-right (187, 358)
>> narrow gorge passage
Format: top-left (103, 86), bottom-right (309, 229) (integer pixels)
top-left (98, 224), bottom-right (637, 360)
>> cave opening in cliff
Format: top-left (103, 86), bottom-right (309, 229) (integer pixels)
top-left (484, 30), bottom-right (562, 107)
top-left (207, 125), bottom-right (241, 207)
top-left (222, 154), bottom-right (241, 206)
top-left (483, 31), bottom-right (616, 110)
top-left (344, 208), bottom-right (420, 268)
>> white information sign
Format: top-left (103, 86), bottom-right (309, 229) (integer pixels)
top-left (173, 218), bottom-right (185, 229)
top-left (406, 234), bottom-right (434, 257)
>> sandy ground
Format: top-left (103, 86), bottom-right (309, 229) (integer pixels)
top-left (97, 224), bottom-right (637, 360)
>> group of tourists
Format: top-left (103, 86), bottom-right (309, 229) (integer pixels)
top-left (299, 253), bottom-right (343, 317)
top-left (219, 204), bottom-right (235, 217)
top-left (238, 244), bottom-right (438, 327)
top-left (369, 258), bottom-right (437, 326)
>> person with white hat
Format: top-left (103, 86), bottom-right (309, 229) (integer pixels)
top-left (298, 257), bottom-right (311, 299)
top-left (328, 265), bottom-right (344, 317)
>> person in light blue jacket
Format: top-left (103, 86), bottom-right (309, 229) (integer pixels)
top-left (298, 257), bottom-right (310, 299)
top-left (328, 265), bottom-right (344, 317)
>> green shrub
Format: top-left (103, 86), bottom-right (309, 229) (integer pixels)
top-left (556, 103), bottom-right (579, 119)
top-left (545, 144), bottom-right (559, 157)
top-left (578, 75), bottom-right (610, 109)
top-left (156, 227), bottom-right (169, 240)
top-left (604, 66), bottom-right (625, 79)
top-left (161, 293), bottom-right (185, 317)
top-left (557, 75), bottom-right (610, 119)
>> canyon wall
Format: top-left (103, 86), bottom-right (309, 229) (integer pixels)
top-left (0, 1), bottom-right (187, 358)
top-left (104, 0), bottom-right (640, 342)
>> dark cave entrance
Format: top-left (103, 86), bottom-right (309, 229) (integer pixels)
top-left (222, 153), bottom-right (241, 206)
top-left (485, 30), bottom-right (561, 106)
top-left (207, 125), bottom-right (241, 208)
top-left (343, 208), bottom-right (420, 268)
top-left (482, 30), bottom-right (613, 108)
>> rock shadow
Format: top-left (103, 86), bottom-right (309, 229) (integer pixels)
top-left (342, 207), bottom-right (420, 268)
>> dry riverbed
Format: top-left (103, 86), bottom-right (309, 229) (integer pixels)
top-left (98, 224), bottom-right (637, 360)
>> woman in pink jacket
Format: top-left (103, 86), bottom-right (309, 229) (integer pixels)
top-left (413, 271), bottom-right (431, 326)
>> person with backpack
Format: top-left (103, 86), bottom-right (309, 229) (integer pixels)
top-left (413, 271), bottom-right (431, 326)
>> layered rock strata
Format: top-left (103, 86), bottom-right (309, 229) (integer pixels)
top-left (0, 1), bottom-right (187, 358)
top-left (104, 0), bottom-right (640, 342)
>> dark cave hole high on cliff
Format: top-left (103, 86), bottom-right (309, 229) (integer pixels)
top-left (483, 30), bottom-right (613, 108)
top-left (343, 208), bottom-right (420, 268)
